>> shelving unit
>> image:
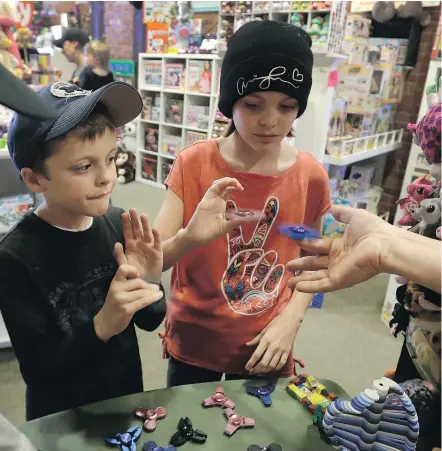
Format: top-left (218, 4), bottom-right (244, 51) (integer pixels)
top-left (136, 53), bottom-right (221, 188)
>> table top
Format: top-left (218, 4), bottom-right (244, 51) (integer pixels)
top-left (20, 378), bottom-right (349, 451)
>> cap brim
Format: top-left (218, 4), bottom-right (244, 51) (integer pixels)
top-left (0, 64), bottom-right (57, 119)
top-left (52, 38), bottom-right (64, 48)
top-left (46, 82), bottom-right (143, 141)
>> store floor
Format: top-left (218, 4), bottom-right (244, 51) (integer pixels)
top-left (0, 182), bottom-right (402, 425)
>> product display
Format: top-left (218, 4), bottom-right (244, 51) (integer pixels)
top-left (105, 426), bottom-right (142, 451)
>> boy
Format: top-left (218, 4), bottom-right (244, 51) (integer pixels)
top-left (1, 81), bottom-right (166, 421)
top-left (53, 28), bottom-right (90, 84)
top-left (79, 40), bottom-right (114, 91)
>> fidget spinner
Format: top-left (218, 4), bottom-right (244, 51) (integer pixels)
top-left (246, 382), bottom-right (275, 407)
top-left (169, 417), bottom-right (207, 447)
top-left (248, 444), bottom-right (282, 451)
top-left (226, 208), bottom-right (261, 220)
top-left (134, 407), bottom-right (167, 432)
top-left (202, 385), bottom-right (236, 409)
top-left (105, 426), bottom-right (142, 451)
top-left (223, 408), bottom-right (255, 436)
top-left (143, 441), bottom-right (176, 451)
top-left (278, 225), bottom-right (321, 240)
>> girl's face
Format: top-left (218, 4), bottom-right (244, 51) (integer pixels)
top-left (232, 91), bottom-right (299, 152)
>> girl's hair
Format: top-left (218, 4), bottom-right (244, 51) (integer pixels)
top-left (86, 41), bottom-right (110, 68)
top-left (223, 121), bottom-right (295, 138)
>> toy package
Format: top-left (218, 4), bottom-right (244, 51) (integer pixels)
top-left (165, 98), bottom-right (184, 125)
top-left (187, 105), bottom-right (210, 130)
top-left (143, 60), bottom-right (162, 87)
top-left (341, 37), bottom-right (368, 64)
top-left (141, 155), bottom-right (158, 182)
top-left (328, 98), bottom-right (348, 138)
top-left (165, 63), bottom-right (185, 90)
top-left (344, 14), bottom-right (371, 38)
top-left (188, 60), bottom-right (212, 94)
top-left (162, 134), bottom-right (181, 156)
top-left (145, 128), bottom-right (159, 152)
top-left (367, 38), bottom-right (409, 66)
top-left (337, 64), bottom-right (374, 113)
top-left (186, 131), bottom-right (207, 145)
top-left (161, 160), bottom-right (174, 183)
top-left (0, 194), bottom-right (34, 227)
top-left (141, 92), bottom-right (160, 121)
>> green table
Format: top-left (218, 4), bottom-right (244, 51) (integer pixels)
top-left (19, 378), bottom-right (349, 450)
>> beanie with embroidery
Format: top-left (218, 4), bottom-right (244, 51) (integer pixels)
top-left (219, 20), bottom-right (314, 119)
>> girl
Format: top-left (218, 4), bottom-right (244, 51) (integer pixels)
top-left (153, 20), bottom-right (331, 386)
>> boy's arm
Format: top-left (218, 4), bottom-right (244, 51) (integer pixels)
top-left (133, 283), bottom-right (166, 331)
top-left (0, 252), bottom-right (120, 388)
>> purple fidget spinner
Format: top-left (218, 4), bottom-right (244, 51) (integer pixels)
top-left (143, 441), bottom-right (176, 451)
top-left (105, 426), bottom-right (142, 451)
top-left (278, 225), bottom-right (321, 240)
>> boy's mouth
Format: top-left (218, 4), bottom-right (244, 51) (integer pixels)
top-left (88, 191), bottom-right (111, 200)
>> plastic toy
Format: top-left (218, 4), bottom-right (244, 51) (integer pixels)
top-left (169, 417), bottom-right (207, 447)
top-left (246, 382), bottom-right (275, 406)
top-left (143, 441), bottom-right (176, 451)
top-left (225, 208), bottom-right (261, 221)
top-left (248, 444), bottom-right (282, 451)
top-left (105, 426), bottom-right (142, 451)
top-left (286, 374), bottom-right (337, 414)
top-left (278, 225), bottom-right (321, 240)
top-left (134, 406), bottom-right (167, 432)
top-left (223, 408), bottom-right (255, 436)
top-left (202, 385), bottom-right (236, 409)
top-left (321, 377), bottom-right (419, 450)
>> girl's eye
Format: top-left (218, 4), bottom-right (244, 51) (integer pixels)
top-left (75, 164), bottom-right (92, 173)
top-left (243, 102), bottom-right (261, 109)
top-left (281, 105), bottom-right (298, 111)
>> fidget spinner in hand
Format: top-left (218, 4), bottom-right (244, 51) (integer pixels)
top-left (223, 408), bottom-right (255, 436)
top-left (134, 407), bottom-right (167, 432)
top-left (169, 417), bottom-right (207, 446)
top-left (278, 225), bottom-right (321, 240)
top-left (246, 382), bottom-right (275, 407)
top-left (105, 426), bottom-right (142, 451)
top-left (202, 385), bottom-right (236, 409)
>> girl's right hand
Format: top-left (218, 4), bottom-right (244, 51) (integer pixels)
top-left (185, 177), bottom-right (254, 246)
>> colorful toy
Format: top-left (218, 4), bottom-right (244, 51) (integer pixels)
top-left (143, 442), bottom-right (176, 451)
top-left (321, 377), bottom-right (419, 450)
top-left (202, 386), bottom-right (236, 409)
top-left (105, 426), bottom-right (142, 451)
top-left (134, 407), bottom-right (167, 432)
top-left (278, 225), bottom-right (321, 241)
top-left (223, 408), bottom-right (255, 436)
top-left (246, 382), bottom-right (275, 406)
top-left (248, 444), bottom-right (282, 451)
top-left (169, 417), bottom-right (207, 447)
top-left (287, 374), bottom-right (337, 415)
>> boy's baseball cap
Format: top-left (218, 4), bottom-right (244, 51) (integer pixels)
top-left (53, 27), bottom-right (90, 48)
top-left (0, 63), bottom-right (56, 119)
top-left (7, 81), bottom-right (143, 172)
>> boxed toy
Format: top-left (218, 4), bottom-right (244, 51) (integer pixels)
top-left (162, 134), bottom-right (182, 156)
top-left (367, 38), bottom-right (409, 65)
top-left (165, 63), bottom-right (185, 90)
top-left (145, 128), bottom-right (159, 152)
top-left (141, 155), bottom-right (158, 182)
top-left (328, 98), bottom-right (348, 138)
top-left (186, 131), bottom-right (207, 145)
top-left (161, 160), bottom-right (174, 184)
top-left (188, 60), bottom-right (212, 94)
top-left (143, 60), bottom-right (162, 87)
top-left (165, 98), bottom-right (184, 125)
top-left (337, 64), bottom-right (374, 113)
top-left (187, 105), bottom-right (210, 130)
top-left (344, 14), bottom-right (371, 38)
top-left (341, 37), bottom-right (368, 64)
top-left (0, 194), bottom-right (34, 227)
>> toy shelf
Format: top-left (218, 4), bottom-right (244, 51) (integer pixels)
top-left (136, 53), bottom-right (221, 189)
top-left (324, 129), bottom-right (403, 166)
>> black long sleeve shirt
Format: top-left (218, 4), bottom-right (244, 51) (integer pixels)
top-left (0, 206), bottom-right (166, 420)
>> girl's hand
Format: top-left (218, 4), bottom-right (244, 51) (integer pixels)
top-left (116, 209), bottom-right (163, 282)
top-left (185, 177), bottom-right (256, 246)
top-left (245, 311), bottom-right (302, 375)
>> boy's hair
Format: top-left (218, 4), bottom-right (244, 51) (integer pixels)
top-left (32, 103), bottom-right (115, 176)
top-left (224, 120), bottom-right (295, 138)
top-left (86, 41), bottom-right (111, 68)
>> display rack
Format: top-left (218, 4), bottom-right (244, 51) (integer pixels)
top-left (136, 53), bottom-right (221, 188)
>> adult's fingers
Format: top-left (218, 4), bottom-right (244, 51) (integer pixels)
top-left (129, 208), bottom-right (143, 240)
top-left (114, 242), bottom-right (128, 266)
top-left (330, 205), bottom-right (359, 225)
top-left (289, 237), bottom-right (334, 255)
top-left (126, 290), bottom-right (164, 314)
top-left (140, 214), bottom-right (154, 244)
top-left (121, 278), bottom-right (161, 292)
top-left (114, 263), bottom-right (140, 282)
top-left (287, 255), bottom-right (329, 272)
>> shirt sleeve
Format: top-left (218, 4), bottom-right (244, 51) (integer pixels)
top-left (0, 250), bottom-right (121, 389)
top-left (78, 68), bottom-right (91, 90)
top-left (316, 170), bottom-right (331, 221)
top-left (164, 151), bottom-right (185, 201)
top-left (133, 284), bottom-right (166, 331)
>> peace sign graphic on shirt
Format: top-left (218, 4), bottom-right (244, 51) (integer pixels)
top-left (221, 197), bottom-right (285, 315)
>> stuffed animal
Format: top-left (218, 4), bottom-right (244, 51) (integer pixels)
top-left (115, 147), bottom-right (136, 184)
top-left (372, 0), bottom-right (431, 27)
top-left (122, 121), bottom-right (137, 153)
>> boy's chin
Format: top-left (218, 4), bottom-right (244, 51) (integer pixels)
top-left (82, 199), bottom-right (111, 217)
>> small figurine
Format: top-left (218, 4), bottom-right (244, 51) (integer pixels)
top-left (246, 382), bottom-right (275, 406)
top-left (223, 408), bottom-right (255, 436)
top-left (169, 417), bottom-right (207, 447)
top-left (248, 444), bottom-right (282, 451)
top-left (202, 386), bottom-right (236, 409)
top-left (143, 441), bottom-right (176, 451)
top-left (278, 225), bottom-right (321, 240)
top-left (134, 406), bottom-right (167, 432)
top-left (105, 426), bottom-right (142, 451)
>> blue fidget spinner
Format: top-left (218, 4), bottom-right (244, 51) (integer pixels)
top-left (105, 426), bottom-right (142, 451)
top-left (278, 225), bottom-right (321, 240)
top-left (246, 383), bottom-right (275, 407)
top-left (144, 441), bottom-right (177, 451)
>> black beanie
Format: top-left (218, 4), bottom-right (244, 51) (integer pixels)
top-left (219, 21), bottom-right (314, 119)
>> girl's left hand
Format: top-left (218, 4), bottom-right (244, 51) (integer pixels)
top-left (245, 311), bottom-right (302, 375)
top-left (115, 209), bottom-right (163, 282)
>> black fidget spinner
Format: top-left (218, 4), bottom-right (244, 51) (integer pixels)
top-left (169, 417), bottom-right (207, 447)
top-left (248, 444), bottom-right (282, 451)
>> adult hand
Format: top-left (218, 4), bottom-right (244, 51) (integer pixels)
top-left (185, 177), bottom-right (258, 246)
top-left (245, 310), bottom-right (302, 375)
top-left (117, 209), bottom-right (163, 282)
top-left (94, 263), bottom-right (163, 342)
top-left (287, 206), bottom-right (394, 293)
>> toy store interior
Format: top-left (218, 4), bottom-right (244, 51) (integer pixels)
top-left (0, 1), bottom-right (441, 450)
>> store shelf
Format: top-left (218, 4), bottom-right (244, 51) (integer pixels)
top-left (324, 129), bottom-right (403, 166)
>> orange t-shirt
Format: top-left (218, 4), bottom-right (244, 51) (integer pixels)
top-left (164, 140), bottom-right (331, 377)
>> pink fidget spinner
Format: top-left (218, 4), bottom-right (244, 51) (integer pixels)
top-left (223, 408), bottom-right (255, 436)
top-left (134, 407), bottom-right (167, 432)
top-left (202, 386), bottom-right (236, 409)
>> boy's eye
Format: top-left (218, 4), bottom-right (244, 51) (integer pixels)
top-left (75, 164), bottom-right (92, 172)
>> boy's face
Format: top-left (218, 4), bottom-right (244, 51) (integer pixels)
top-left (62, 40), bottom-right (80, 63)
top-left (34, 128), bottom-right (117, 218)
top-left (86, 52), bottom-right (98, 68)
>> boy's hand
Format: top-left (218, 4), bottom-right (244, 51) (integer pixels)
top-left (118, 209), bottom-right (163, 282)
top-left (94, 264), bottom-right (163, 342)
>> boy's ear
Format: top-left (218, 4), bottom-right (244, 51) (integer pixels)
top-left (20, 168), bottom-right (47, 193)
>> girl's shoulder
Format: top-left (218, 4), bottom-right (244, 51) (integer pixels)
top-left (297, 150), bottom-right (329, 180)
top-left (176, 139), bottom-right (219, 163)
